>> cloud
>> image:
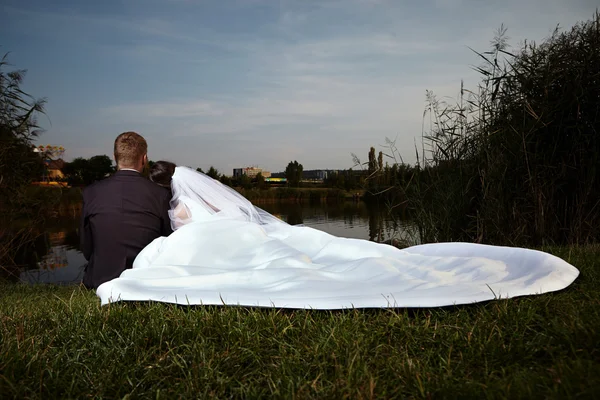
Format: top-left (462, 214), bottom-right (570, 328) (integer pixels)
top-left (434, 0), bottom-right (464, 9)
top-left (2, 5), bottom-right (233, 52)
top-left (96, 11), bottom-right (481, 172)
top-left (6, 0), bottom-right (598, 174)
top-left (104, 101), bottom-right (225, 119)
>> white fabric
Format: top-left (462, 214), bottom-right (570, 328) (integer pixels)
top-left (96, 168), bottom-right (580, 309)
top-left (168, 166), bottom-right (284, 230)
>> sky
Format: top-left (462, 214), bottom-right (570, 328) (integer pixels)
top-left (1, 0), bottom-right (597, 174)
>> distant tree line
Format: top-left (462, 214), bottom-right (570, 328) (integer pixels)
top-left (54, 153), bottom-right (419, 194)
top-left (62, 155), bottom-right (114, 186)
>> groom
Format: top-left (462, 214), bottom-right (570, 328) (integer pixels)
top-left (80, 131), bottom-right (173, 289)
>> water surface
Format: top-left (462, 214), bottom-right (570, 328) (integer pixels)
top-left (8, 201), bottom-right (412, 285)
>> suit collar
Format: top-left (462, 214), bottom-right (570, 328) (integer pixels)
top-left (114, 169), bottom-right (143, 177)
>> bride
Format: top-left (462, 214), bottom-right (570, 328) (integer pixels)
top-left (95, 162), bottom-right (580, 309)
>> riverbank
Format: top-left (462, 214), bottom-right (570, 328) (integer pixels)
top-left (237, 187), bottom-right (365, 203)
top-left (25, 186), bottom-right (366, 218)
top-left (5, 186), bottom-right (84, 219)
top-left (1, 245), bottom-right (597, 398)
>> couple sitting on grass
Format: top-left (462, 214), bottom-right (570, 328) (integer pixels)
top-left (81, 131), bottom-right (579, 309)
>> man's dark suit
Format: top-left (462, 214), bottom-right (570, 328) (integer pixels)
top-left (80, 170), bottom-right (173, 289)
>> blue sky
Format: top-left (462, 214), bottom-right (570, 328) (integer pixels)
top-left (1, 0), bottom-right (597, 174)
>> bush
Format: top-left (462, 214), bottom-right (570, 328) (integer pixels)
top-left (403, 12), bottom-right (600, 246)
top-left (0, 53), bottom-right (59, 279)
top-left (0, 53), bottom-right (47, 216)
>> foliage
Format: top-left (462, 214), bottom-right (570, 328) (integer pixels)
top-left (206, 166), bottom-right (220, 180)
top-left (0, 53), bottom-right (47, 214)
top-left (254, 172), bottom-right (266, 190)
top-left (219, 174), bottom-right (232, 187)
top-left (235, 174), bottom-right (253, 190)
top-left (384, 12), bottom-right (600, 246)
top-left (351, 142), bottom-right (417, 219)
top-left (0, 246), bottom-right (597, 398)
top-left (285, 160), bottom-right (303, 187)
top-left (62, 155), bottom-right (114, 186)
top-left (323, 169), bottom-right (364, 191)
top-left (0, 52), bottom-right (64, 279)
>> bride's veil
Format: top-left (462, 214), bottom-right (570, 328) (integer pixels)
top-left (169, 166), bottom-right (286, 228)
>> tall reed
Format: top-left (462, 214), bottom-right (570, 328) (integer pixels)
top-left (0, 53), bottom-right (61, 278)
top-left (396, 13), bottom-right (600, 246)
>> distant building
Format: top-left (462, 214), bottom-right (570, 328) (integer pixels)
top-left (233, 166), bottom-right (271, 178)
top-left (302, 169), bottom-right (335, 181)
top-left (44, 159), bottom-right (65, 180)
top-left (270, 169), bottom-right (338, 182)
top-left (31, 145), bottom-right (68, 186)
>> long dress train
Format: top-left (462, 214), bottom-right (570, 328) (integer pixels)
top-left (96, 167), bottom-right (579, 309)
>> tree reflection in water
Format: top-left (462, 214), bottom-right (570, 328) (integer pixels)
top-left (1, 218), bottom-right (86, 284)
top-left (258, 201), bottom-right (410, 244)
top-left (4, 202), bottom-right (414, 285)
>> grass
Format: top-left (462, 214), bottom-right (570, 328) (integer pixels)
top-left (1, 246), bottom-right (599, 398)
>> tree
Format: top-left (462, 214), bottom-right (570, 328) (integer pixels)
top-left (219, 174), bottom-right (232, 187)
top-left (255, 172), bottom-right (266, 190)
top-left (238, 174), bottom-right (252, 190)
top-left (62, 157), bottom-right (88, 186)
top-left (89, 155), bottom-right (114, 178)
top-left (196, 167), bottom-right (204, 173)
top-left (378, 151), bottom-right (384, 184)
top-left (367, 147), bottom-right (376, 175)
top-left (285, 160), bottom-right (303, 187)
top-left (0, 52), bottom-right (51, 271)
top-left (62, 155), bottom-right (114, 186)
top-left (0, 53), bottom-right (46, 205)
top-left (206, 166), bottom-right (220, 180)
top-left (344, 169), bottom-right (361, 191)
top-left (367, 147), bottom-right (377, 190)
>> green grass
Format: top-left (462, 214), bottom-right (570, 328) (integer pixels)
top-left (1, 246), bottom-right (599, 399)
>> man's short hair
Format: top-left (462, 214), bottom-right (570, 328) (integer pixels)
top-left (114, 131), bottom-right (147, 168)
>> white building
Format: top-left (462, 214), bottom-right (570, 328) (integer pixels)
top-left (233, 167), bottom-right (271, 178)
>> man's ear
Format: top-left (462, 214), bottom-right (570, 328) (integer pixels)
top-left (141, 154), bottom-right (149, 177)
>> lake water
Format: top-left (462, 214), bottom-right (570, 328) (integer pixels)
top-left (8, 201), bottom-right (413, 285)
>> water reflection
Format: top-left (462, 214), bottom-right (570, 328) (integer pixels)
top-left (19, 246), bottom-right (87, 285)
top-left (1, 218), bottom-right (86, 285)
top-left (258, 201), bottom-right (411, 242)
top-left (4, 202), bottom-right (412, 285)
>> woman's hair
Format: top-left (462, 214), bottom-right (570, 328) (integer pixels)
top-left (149, 161), bottom-right (176, 188)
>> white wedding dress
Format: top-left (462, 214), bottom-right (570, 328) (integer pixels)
top-left (96, 167), bottom-right (579, 309)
